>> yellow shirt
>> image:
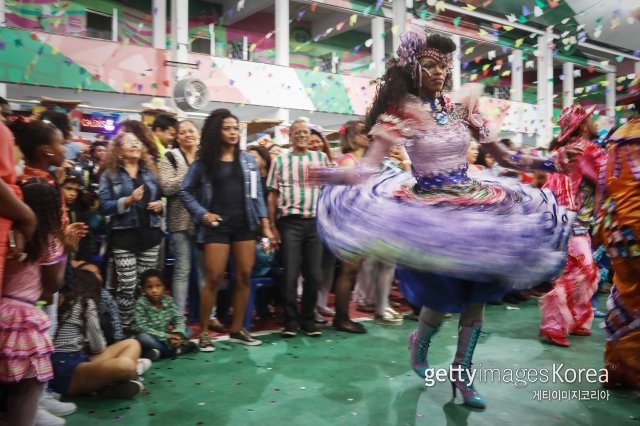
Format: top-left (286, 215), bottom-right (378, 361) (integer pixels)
top-left (154, 135), bottom-right (166, 165)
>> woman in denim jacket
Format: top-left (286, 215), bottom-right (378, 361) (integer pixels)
top-left (179, 109), bottom-right (275, 351)
top-left (99, 132), bottom-right (163, 329)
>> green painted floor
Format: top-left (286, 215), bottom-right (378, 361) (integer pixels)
top-left (66, 297), bottom-right (639, 426)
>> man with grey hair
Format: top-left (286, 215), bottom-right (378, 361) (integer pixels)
top-left (266, 119), bottom-right (330, 338)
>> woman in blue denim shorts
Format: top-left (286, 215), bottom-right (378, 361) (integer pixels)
top-left (180, 109), bottom-right (276, 352)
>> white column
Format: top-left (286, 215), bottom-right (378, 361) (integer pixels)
top-left (0, 0), bottom-right (6, 27)
top-left (275, 0), bottom-right (289, 67)
top-left (371, 17), bottom-right (385, 78)
top-left (152, 0), bottom-right (166, 49)
top-left (536, 29), bottom-right (554, 147)
top-left (0, 83), bottom-right (7, 98)
top-left (545, 29), bottom-right (554, 142)
top-left (509, 49), bottom-right (523, 145)
top-left (209, 24), bottom-right (215, 56)
top-left (240, 123), bottom-right (248, 151)
top-left (112, 8), bottom-right (118, 42)
top-left (511, 49), bottom-right (523, 102)
top-left (606, 71), bottom-right (616, 118)
top-left (242, 36), bottom-right (248, 61)
top-left (275, 0), bottom-right (289, 142)
top-left (275, 108), bottom-right (290, 146)
top-left (562, 62), bottom-right (574, 109)
top-left (171, 0), bottom-right (189, 80)
top-left (392, 0), bottom-right (406, 54)
top-left (451, 34), bottom-right (461, 92)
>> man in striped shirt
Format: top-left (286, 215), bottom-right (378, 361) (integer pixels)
top-left (267, 120), bottom-right (330, 338)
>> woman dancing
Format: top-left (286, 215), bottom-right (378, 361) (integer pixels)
top-left (312, 31), bottom-right (579, 408)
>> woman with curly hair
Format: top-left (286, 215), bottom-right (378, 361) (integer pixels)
top-left (312, 31), bottom-right (581, 408)
top-left (179, 109), bottom-right (275, 351)
top-left (98, 132), bottom-right (163, 329)
top-left (118, 120), bottom-right (159, 164)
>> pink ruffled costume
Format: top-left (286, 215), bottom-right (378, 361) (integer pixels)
top-left (539, 138), bottom-right (605, 340)
top-left (0, 239), bottom-right (65, 383)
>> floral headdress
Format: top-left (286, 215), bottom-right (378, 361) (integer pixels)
top-left (393, 31), bottom-right (454, 87)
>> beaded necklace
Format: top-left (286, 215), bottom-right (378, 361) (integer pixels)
top-left (423, 97), bottom-right (449, 125)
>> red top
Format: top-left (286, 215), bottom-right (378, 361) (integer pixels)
top-left (0, 121), bottom-right (18, 294)
top-left (544, 137), bottom-right (606, 211)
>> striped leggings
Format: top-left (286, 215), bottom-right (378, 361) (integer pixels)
top-left (112, 245), bottom-right (161, 327)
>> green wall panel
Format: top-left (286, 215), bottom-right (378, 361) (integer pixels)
top-left (0, 27), bottom-right (115, 92)
top-left (295, 69), bottom-right (354, 114)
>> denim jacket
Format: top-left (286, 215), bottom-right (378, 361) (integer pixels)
top-left (179, 152), bottom-right (267, 243)
top-left (98, 165), bottom-right (162, 230)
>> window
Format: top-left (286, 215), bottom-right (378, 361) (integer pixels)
top-left (86, 10), bottom-right (112, 41)
top-left (316, 53), bottom-right (340, 73)
top-left (485, 85), bottom-right (511, 100)
top-left (227, 37), bottom-right (253, 61)
top-left (191, 37), bottom-right (212, 54)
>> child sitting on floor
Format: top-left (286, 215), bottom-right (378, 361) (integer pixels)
top-left (51, 269), bottom-right (146, 400)
top-left (135, 269), bottom-right (196, 360)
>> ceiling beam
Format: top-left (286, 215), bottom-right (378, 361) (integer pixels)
top-left (292, 0), bottom-right (393, 19)
top-left (217, 0), bottom-right (273, 26)
top-left (441, 1), bottom-right (638, 62)
top-left (310, 12), bottom-right (370, 41)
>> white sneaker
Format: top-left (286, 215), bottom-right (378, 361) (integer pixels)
top-left (374, 311), bottom-right (404, 326)
top-left (136, 358), bottom-right (152, 376)
top-left (39, 394), bottom-right (77, 417)
top-left (35, 408), bottom-right (65, 426)
top-left (47, 391), bottom-right (62, 400)
top-left (385, 307), bottom-right (403, 320)
top-left (198, 332), bottom-right (216, 352)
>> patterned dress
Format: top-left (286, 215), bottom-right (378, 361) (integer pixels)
top-left (596, 116), bottom-right (640, 389)
top-left (0, 238), bottom-right (65, 383)
top-left (317, 95), bottom-right (574, 312)
top-left (539, 138), bottom-right (605, 339)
